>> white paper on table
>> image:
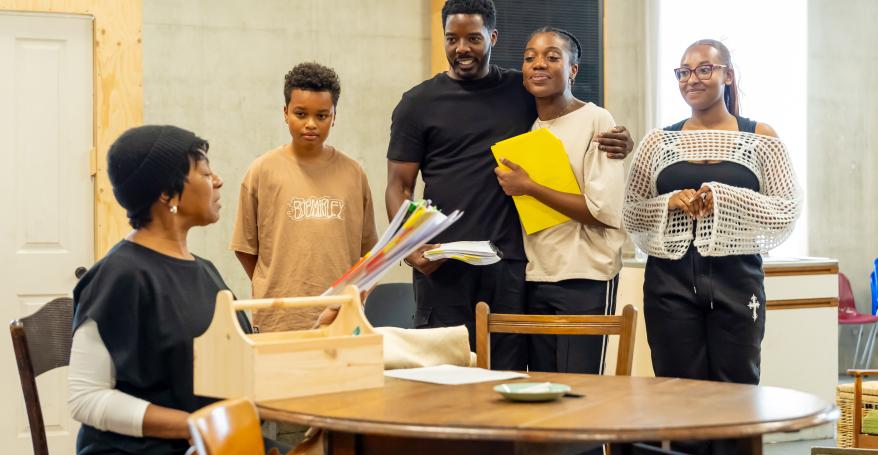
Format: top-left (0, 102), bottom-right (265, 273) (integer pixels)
top-left (384, 364), bottom-right (528, 385)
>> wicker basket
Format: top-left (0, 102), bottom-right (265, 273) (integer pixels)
top-left (836, 381), bottom-right (878, 447)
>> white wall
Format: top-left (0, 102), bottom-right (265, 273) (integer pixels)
top-left (141, 0), bottom-right (648, 297)
top-left (143, 0), bottom-right (877, 346)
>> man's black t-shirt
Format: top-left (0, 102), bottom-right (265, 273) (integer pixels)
top-left (387, 65), bottom-right (536, 260)
top-left (72, 240), bottom-right (250, 454)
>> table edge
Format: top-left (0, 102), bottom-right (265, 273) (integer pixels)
top-left (257, 404), bottom-right (839, 443)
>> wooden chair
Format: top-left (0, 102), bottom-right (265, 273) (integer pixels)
top-left (475, 301), bottom-right (637, 375)
top-left (849, 369), bottom-right (878, 449)
top-left (188, 398), bottom-right (265, 455)
top-left (9, 297), bottom-right (74, 455)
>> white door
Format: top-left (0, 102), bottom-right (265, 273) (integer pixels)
top-left (0, 11), bottom-right (93, 454)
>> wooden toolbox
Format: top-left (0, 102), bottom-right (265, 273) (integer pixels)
top-left (194, 286), bottom-right (383, 401)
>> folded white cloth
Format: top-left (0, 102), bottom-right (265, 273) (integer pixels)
top-left (377, 325), bottom-right (476, 370)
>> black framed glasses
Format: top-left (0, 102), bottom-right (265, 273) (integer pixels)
top-left (673, 64), bottom-right (728, 82)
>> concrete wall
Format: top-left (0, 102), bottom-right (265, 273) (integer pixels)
top-left (144, 0), bottom-right (877, 332)
top-left (143, 0), bottom-right (876, 371)
top-left (604, 0), bottom-right (650, 258)
top-left (808, 0), bottom-right (878, 369)
top-left (142, 0), bottom-right (431, 298)
top-left (141, 0), bottom-right (645, 298)
top-left (604, 0), bottom-right (649, 145)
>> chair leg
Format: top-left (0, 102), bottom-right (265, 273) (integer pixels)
top-left (859, 324), bottom-right (876, 369)
top-left (864, 323), bottom-right (878, 369)
top-left (855, 325), bottom-right (865, 370)
top-left (860, 326), bottom-right (874, 368)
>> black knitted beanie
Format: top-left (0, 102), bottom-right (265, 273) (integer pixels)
top-left (107, 125), bottom-right (201, 220)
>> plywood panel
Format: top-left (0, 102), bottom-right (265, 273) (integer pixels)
top-left (430, 0), bottom-right (447, 75)
top-left (0, 0), bottom-right (143, 259)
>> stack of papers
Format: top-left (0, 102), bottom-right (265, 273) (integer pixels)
top-left (323, 200), bottom-right (462, 295)
top-left (423, 241), bottom-right (501, 266)
top-left (491, 128), bottom-right (581, 235)
top-left (384, 364), bottom-right (529, 385)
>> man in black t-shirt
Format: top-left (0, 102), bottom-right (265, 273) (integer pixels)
top-left (385, 0), bottom-right (633, 370)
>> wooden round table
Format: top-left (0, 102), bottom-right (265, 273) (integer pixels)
top-left (257, 372), bottom-right (837, 454)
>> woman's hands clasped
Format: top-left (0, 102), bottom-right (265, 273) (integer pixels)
top-left (668, 186), bottom-right (713, 218)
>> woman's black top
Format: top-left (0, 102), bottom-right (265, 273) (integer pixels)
top-left (72, 240), bottom-right (251, 455)
top-left (657, 115), bottom-right (760, 194)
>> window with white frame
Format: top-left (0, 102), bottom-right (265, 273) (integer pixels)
top-left (655, 0), bottom-right (808, 257)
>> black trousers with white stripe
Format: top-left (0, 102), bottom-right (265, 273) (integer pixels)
top-left (526, 276), bottom-right (619, 374)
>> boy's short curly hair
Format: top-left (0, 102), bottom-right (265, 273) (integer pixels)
top-left (283, 62), bottom-right (341, 106)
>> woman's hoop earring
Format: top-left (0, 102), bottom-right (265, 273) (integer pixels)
top-left (170, 205), bottom-right (178, 214)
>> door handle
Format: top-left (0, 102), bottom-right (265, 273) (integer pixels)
top-left (75, 266), bottom-right (87, 279)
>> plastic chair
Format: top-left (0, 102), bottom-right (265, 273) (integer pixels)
top-left (475, 301), bottom-right (637, 375)
top-left (871, 267), bottom-right (877, 316)
top-left (869, 268), bottom-right (878, 361)
top-left (9, 297), bottom-right (74, 455)
top-left (188, 398), bottom-right (265, 455)
top-left (363, 282), bottom-right (415, 328)
top-left (840, 273), bottom-right (878, 369)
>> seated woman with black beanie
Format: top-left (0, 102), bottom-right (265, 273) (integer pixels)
top-left (66, 125), bottom-right (335, 454)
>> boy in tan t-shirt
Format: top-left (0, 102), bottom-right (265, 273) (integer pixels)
top-left (230, 62), bottom-right (378, 331)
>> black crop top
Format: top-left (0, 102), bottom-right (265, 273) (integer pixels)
top-left (657, 116), bottom-right (760, 194)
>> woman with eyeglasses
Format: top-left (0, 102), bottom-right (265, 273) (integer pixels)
top-left (622, 39), bottom-right (801, 453)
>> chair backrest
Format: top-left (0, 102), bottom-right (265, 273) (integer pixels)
top-left (188, 398), bottom-right (265, 455)
top-left (9, 296), bottom-right (74, 455)
top-left (839, 272), bottom-right (857, 313)
top-left (475, 302), bottom-right (637, 375)
top-left (363, 282), bottom-right (416, 328)
top-left (870, 257), bottom-right (878, 315)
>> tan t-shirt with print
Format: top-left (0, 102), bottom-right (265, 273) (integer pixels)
top-left (230, 145), bottom-right (378, 331)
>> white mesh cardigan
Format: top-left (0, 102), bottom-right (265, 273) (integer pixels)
top-left (623, 129), bottom-right (802, 259)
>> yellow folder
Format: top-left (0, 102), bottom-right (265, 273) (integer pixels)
top-left (491, 128), bottom-right (581, 235)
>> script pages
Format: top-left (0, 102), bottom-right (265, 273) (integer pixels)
top-left (323, 200), bottom-right (462, 295)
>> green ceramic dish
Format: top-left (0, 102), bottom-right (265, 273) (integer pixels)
top-left (493, 382), bottom-right (571, 402)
